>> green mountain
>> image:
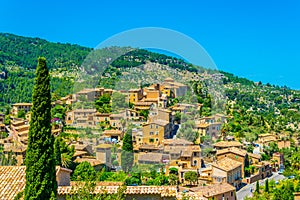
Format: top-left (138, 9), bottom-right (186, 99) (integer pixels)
top-left (0, 33), bottom-right (92, 106)
top-left (0, 33), bottom-right (300, 138)
top-left (0, 33), bottom-right (92, 70)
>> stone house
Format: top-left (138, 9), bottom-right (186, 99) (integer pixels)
top-left (11, 103), bottom-right (32, 116)
top-left (216, 147), bottom-right (248, 177)
top-left (211, 157), bottom-right (242, 189)
top-left (65, 109), bottom-right (96, 127)
top-left (95, 143), bottom-right (112, 169)
top-left (142, 120), bottom-right (170, 146)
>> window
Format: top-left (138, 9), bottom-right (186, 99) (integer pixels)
top-left (149, 138), bottom-right (154, 143)
top-left (156, 138), bottom-right (159, 142)
top-left (156, 131), bottom-right (159, 135)
top-left (156, 125), bottom-right (158, 129)
top-left (150, 132), bottom-right (154, 135)
top-left (231, 192), bottom-right (233, 196)
top-left (150, 124), bottom-right (153, 129)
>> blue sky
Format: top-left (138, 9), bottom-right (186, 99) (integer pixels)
top-left (1, 0), bottom-right (300, 89)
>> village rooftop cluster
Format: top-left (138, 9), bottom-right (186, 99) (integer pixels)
top-left (0, 77), bottom-right (290, 200)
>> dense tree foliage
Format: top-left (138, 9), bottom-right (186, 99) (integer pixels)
top-left (0, 33), bottom-right (91, 70)
top-left (121, 128), bottom-right (134, 173)
top-left (24, 57), bottom-right (57, 199)
top-left (184, 171), bottom-right (198, 185)
top-left (95, 93), bottom-right (112, 113)
top-left (72, 161), bottom-right (96, 181)
top-left (54, 137), bottom-right (62, 166)
top-left (52, 134), bottom-right (76, 169)
top-left (246, 178), bottom-right (299, 200)
top-left (111, 92), bottom-right (127, 111)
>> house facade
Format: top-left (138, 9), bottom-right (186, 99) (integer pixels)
top-left (11, 103), bottom-right (32, 116)
top-left (212, 157), bottom-right (242, 188)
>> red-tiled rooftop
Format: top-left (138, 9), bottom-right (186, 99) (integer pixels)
top-left (0, 166), bottom-right (71, 200)
top-left (0, 166), bottom-right (26, 200)
top-left (57, 185), bottom-right (177, 197)
top-left (213, 141), bottom-right (242, 148)
top-left (212, 157), bottom-right (242, 171)
top-left (189, 182), bottom-right (236, 198)
top-left (163, 138), bottom-right (193, 146)
top-left (216, 147), bottom-right (247, 157)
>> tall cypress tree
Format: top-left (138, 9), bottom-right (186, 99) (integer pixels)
top-left (24, 57), bottom-right (57, 199)
top-left (264, 179), bottom-right (269, 193)
top-left (121, 127), bottom-right (133, 173)
top-left (255, 180), bottom-right (260, 194)
top-left (54, 137), bottom-right (62, 166)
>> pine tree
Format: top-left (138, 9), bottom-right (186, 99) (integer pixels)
top-left (121, 127), bottom-right (133, 173)
top-left (24, 57), bottom-right (57, 199)
top-left (264, 179), bottom-right (269, 193)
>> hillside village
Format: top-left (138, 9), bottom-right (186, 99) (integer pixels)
top-left (0, 76), bottom-right (293, 200)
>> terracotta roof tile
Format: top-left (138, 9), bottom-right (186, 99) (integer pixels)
top-left (74, 157), bottom-right (103, 167)
top-left (73, 150), bottom-right (88, 157)
top-left (213, 141), bottom-right (242, 148)
top-left (0, 166), bottom-right (71, 200)
top-left (163, 138), bottom-right (193, 146)
top-left (189, 182), bottom-right (236, 198)
top-left (103, 130), bottom-right (123, 135)
top-left (138, 153), bottom-right (170, 163)
top-left (249, 153), bottom-right (261, 159)
top-left (57, 186), bottom-right (177, 197)
top-left (216, 147), bottom-right (247, 157)
top-left (150, 120), bottom-right (169, 127)
top-left (196, 123), bottom-right (210, 128)
top-left (0, 166), bottom-right (26, 200)
top-left (212, 157), bottom-right (242, 171)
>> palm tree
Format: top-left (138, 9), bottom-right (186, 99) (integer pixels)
top-left (61, 153), bottom-right (72, 168)
top-left (291, 153), bottom-right (300, 170)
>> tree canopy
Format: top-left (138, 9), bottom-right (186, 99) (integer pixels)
top-left (24, 57), bottom-right (57, 199)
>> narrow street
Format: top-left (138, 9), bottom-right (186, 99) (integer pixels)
top-left (236, 172), bottom-right (285, 200)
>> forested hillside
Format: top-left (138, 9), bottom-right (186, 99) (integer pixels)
top-left (0, 33), bottom-right (300, 142)
top-left (0, 33), bottom-right (91, 69)
top-left (0, 33), bottom-right (91, 108)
